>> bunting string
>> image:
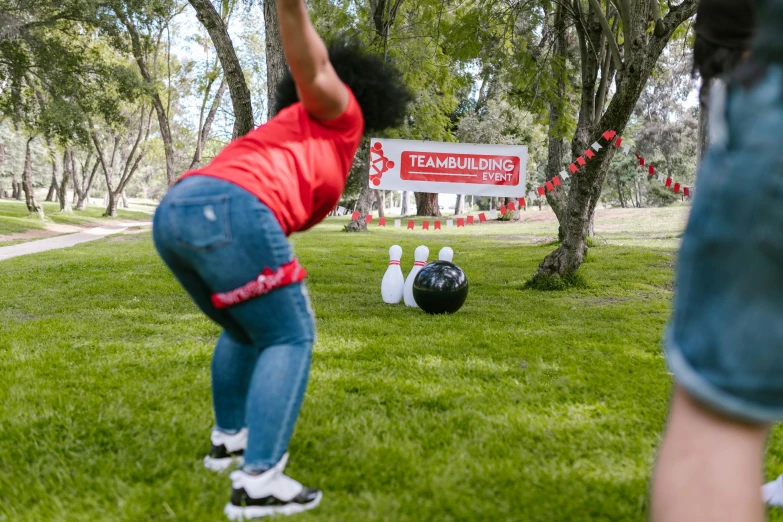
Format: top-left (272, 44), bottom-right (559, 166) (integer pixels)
top-left (344, 130), bottom-right (693, 230)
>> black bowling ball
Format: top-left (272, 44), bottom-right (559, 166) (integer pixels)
top-left (413, 261), bottom-right (469, 314)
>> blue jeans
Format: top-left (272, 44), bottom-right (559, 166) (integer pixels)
top-left (666, 66), bottom-right (783, 423)
top-left (153, 176), bottom-right (315, 471)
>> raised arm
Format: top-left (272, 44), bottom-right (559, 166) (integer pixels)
top-left (277, 0), bottom-right (349, 120)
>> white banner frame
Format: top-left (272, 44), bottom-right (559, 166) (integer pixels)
top-left (368, 138), bottom-right (528, 197)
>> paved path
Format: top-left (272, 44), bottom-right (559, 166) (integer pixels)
top-left (0, 221), bottom-right (152, 262)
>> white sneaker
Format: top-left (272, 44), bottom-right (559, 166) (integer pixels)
top-left (764, 474), bottom-right (783, 506)
top-left (223, 453), bottom-right (322, 519)
top-left (204, 428), bottom-right (247, 472)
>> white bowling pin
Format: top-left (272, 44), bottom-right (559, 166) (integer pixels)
top-left (439, 247), bottom-right (454, 263)
top-left (381, 245), bottom-right (405, 304)
top-left (404, 245), bottom-right (429, 307)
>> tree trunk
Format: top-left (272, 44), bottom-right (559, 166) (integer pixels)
top-left (615, 173), bottom-right (626, 208)
top-left (58, 150), bottom-right (73, 212)
top-left (264, 0), bottom-right (286, 119)
top-left (22, 137), bottom-right (44, 218)
top-left (535, 171), bottom-right (595, 277)
top-left (400, 191), bottom-right (409, 215)
top-left (12, 179), bottom-right (21, 199)
top-left (535, 0), bottom-right (698, 278)
top-left (76, 192), bottom-right (90, 211)
top-left (105, 191), bottom-right (119, 217)
top-left (116, 11), bottom-right (176, 187)
top-left (415, 193), bottom-right (440, 216)
top-left (356, 178), bottom-right (374, 218)
top-left (344, 219), bottom-right (367, 232)
top-left (635, 179), bottom-right (642, 208)
top-left (586, 180), bottom-right (601, 238)
top-left (75, 154), bottom-right (99, 211)
top-left (44, 139), bottom-right (60, 203)
top-left (454, 194), bottom-right (463, 215)
top-left (151, 92), bottom-right (176, 187)
top-left (351, 139), bottom-right (374, 224)
top-left (544, 1), bottom-right (569, 242)
top-left (46, 171), bottom-right (57, 201)
top-left (375, 191), bottom-right (385, 218)
top-left (121, 189), bottom-right (129, 208)
top-left (190, 79), bottom-right (227, 171)
top-left (189, 0), bottom-right (254, 137)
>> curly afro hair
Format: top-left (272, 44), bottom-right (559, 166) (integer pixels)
top-left (274, 39), bottom-right (413, 133)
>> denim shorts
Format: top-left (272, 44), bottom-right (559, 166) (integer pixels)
top-left (152, 176), bottom-right (315, 348)
top-left (666, 66), bottom-right (783, 423)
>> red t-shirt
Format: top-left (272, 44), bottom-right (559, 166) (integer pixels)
top-left (180, 89), bottom-right (364, 235)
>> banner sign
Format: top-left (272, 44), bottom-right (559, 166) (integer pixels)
top-left (369, 138), bottom-right (528, 197)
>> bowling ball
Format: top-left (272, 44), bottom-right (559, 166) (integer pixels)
top-left (412, 261), bottom-right (468, 314)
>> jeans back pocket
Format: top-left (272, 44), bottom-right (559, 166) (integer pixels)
top-left (170, 195), bottom-right (232, 251)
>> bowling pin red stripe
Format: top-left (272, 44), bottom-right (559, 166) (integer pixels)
top-left (414, 261), bottom-right (426, 267)
top-left (389, 260), bottom-right (400, 265)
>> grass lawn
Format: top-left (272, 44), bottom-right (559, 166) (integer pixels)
top-left (2, 208), bottom-right (783, 521)
top-left (0, 199), bottom-right (151, 236)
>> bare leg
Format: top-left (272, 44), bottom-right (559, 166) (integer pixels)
top-left (651, 386), bottom-right (769, 522)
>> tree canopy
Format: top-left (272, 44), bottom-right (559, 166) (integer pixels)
top-left (1, 0), bottom-right (700, 273)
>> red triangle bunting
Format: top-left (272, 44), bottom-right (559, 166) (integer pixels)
top-left (635, 153), bottom-right (644, 166)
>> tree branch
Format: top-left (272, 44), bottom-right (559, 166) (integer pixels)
top-left (188, 0), bottom-right (254, 136)
top-left (618, 0), bottom-right (632, 42)
top-left (655, 0), bottom-right (699, 42)
top-left (90, 127), bottom-right (112, 191)
top-left (120, 108), bottom-right (147, 184)
top-left (587, 0), bottom-right (622, 69)
top-left (190, 78), bottom-right (226, 170)
top-left (595, 10), bottom-right (619, 120)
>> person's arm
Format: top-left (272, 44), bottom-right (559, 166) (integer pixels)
top-left (277, 0), bottom-right (349, 120)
